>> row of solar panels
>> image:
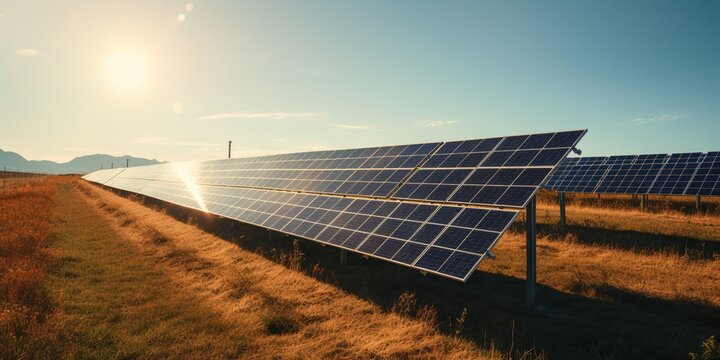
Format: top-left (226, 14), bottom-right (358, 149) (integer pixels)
top-left (88, 130), bottom-right (585, 209)
top-left (83, 130), bottom-right (586, 281)
top-left (545, 152), bottom-right (720, 195)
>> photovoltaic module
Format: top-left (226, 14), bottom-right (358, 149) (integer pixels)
top-left (84, 130), bottom-right (586, 281)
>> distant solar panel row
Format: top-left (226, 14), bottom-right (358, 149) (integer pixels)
top-left (546, 152), bottom-right (720, 195)
top-left (83, 130), bottom-right (586, 281)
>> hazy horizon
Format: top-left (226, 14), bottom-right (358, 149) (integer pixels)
top-left (1, 0), bottom-right (718, 163)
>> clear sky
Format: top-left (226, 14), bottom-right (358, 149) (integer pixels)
top-left (1, 0), bottom-right (718, 163)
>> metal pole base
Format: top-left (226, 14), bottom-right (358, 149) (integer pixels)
top-left (559, 192), bottom-right (566, 235)
top-left (340, 249), bottom-right (347, 267)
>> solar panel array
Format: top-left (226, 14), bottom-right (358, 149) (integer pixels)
top-left (394, 131), bottom-right (582, 208)
top-left (546, 152), bottom-right (720, 196)
top-left (84, 130), bottom-right (585, 281)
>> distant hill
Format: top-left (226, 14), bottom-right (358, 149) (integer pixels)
top-left (0, 149), bottom-right (164, 174)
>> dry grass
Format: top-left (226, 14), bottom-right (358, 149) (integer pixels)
top-left (536, 189), bottom-right (720, 217)
top-left (72, 179), bottom-right (497, 359)
top-left (93, 182), bottom-right (719, 359)
top-left (6, 176), bottom-right (719, 359)
top-left (488, 230), bottom-right (720, 311)
top-left (1, 172), bottom-right (48, 189)
top-left (0, 178), bottom-right (60, 359)
top-left (536, 202), bottom-right (720, 242)
top-left (49, 181), bottom-right (252, 358)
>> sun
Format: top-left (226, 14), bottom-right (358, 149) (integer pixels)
top-left (107, 51), bottom-right (146, 90)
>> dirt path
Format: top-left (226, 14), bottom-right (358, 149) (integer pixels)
top-left (50, 179), bottom-right (490, 359)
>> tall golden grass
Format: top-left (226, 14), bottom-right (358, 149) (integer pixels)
top-left (0, 178), bottom-right (59, 358)
top-left (3, 177), bottom-right (717, 358)
top-left (76, 179), bottom-right (498, 359)
top-left (91, 182), bottom-right (720, 359)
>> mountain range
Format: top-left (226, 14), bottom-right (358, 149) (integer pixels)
top-left (0, 148), bottom-right (164, 174)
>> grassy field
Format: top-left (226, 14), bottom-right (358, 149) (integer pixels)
top-left (1, 171), bottom-right (48, 188)
top-left (0, 177), bottom-right (58, 359)
top-left (536, 190), bottom-right (720, 217)
top-left (2, 177), bottom-right (719, 359)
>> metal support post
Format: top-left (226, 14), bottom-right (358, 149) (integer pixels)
top-left (696, 196), bottom-right (702, 211)
top-left (339, 249), bottom-right (347, 267)
top-left (526, 195), bottom-right (537, 308)
top-left (641, 194), bottom-right (648, 212)
top-left (559, 192), bottom-right (567, 235)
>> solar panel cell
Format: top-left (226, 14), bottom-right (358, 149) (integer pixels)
top-left (341, 231), bottom-right (368, 248)
top-left (452, 208), bottom-right (488, 228)
top-left (392, 242), bottom-right (427, 264)
top-left (392, 221), bottom-right (422, 240)
top-left (415, 247), bottom-right (453, 271)
top-left (434, 227), bottom-right (472, 249)
top-left (458, 230), bottom-right (497, 253)
top-left (358, 235), bottom-right (386, 254)
top-left (374, 239), bottom-right (405, 259)
top-left (497, 135), bottom-right (528, 151)
top-left (438, 252), bottom-right (482, 279)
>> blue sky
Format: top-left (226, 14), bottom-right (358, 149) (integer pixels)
top-left (1, 0), bottom-right (718, 162)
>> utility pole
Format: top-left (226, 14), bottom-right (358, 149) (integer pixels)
top-left (228, 140), bottom-right (232, 159)
top-left (126, 158), bottom-right (129, 168)
top-left (111, 162), bottom-right (114, 169)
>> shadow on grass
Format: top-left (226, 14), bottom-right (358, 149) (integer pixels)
top-left (529, 221), bottom-right (720, 260)
top-left (109, 189), bottom-right (719, 360)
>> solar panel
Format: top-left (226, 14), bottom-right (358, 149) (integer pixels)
top-left (82, 168), bottom-right (125, 184)
top-left (687, 152), bottom-right (720, 195)
top-left (546, 151), bottom-right (720, 196)
top-left (388, 130), bottom-right (585, 208)
top-left (141, 143), bottom-right (439, 198)
top-left (83, 130), bottom-right (585, 281)
top-left (131, 181), bottom-right (518, 281)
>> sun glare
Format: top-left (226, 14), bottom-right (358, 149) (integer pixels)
top-left (107, 51), bottom-right (146, 90)
top-left (172, 162), bottom-right (208, 212)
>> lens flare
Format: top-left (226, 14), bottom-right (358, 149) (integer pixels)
top-left (172, 162), bottom-right (208, 212)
